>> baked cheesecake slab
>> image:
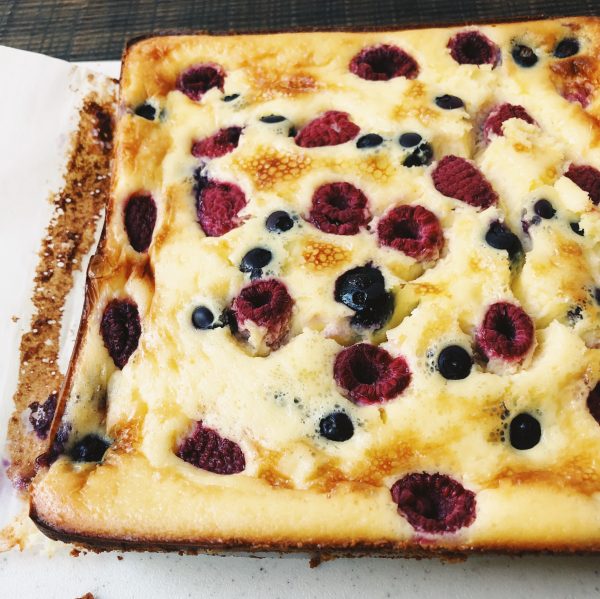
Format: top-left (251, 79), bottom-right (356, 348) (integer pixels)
top-left (30, 18), bottom-right (600, 553)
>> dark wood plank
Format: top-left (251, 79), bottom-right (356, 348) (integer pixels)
top-left (0, 0), bottom-right (596, 61)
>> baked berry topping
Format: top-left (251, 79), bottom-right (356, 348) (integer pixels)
top-left (448, 31), bottom-right (500, 66)
top-left (512, 44), bottom-right (538, 67)
top-left (509, 413), bottom-right (541, 450)
top-left (334, 343), bottom-right (411, 405)
top-left (534, 199), bottom-right (556, 219)
top-left (399, 132), bottom-right (423, 147)
top-left (308, 182), bottom-right (370, 235)
top-left (567, 306), bottom-right (583, 324)
top-left (260, 114), bottom-right (286, 123)
top-left (266, 210), bottom-right (294, 233)
top-left (554, 37), bottom-right (580, 59)
top-left (240, 247), bottom-right (272, 279)
top-left (176, 421), bottom-right (245, 475)
top-left (437, 346), bottom-right (472, 380)
top-left (565, 164), bottom-right (600, 205)
top-left (232, 279), bottom-right (294, 349)
top-left (485, 221), bottom-right (523, 261)
top-left (390, 472), bottom-right (476, 534)
top-left (100, 299), bottom-right (141, 369)
top-left (36, 421), bottom-right (71, 468)
top-left (432, 155), bottom-right (498, 209)
top-left (349, 44), bottom-right (419, 81)
top-left (28, 392), bottom-right (57, 439)
top-left (571, 221), bottom-right (585, 237)
top-left (356, 133), bottom-right (383, 149)
top-left (192, 126), bottom-right (242, 159)
top-left (134, 103), bottom-right (156, 120)
top-left (191, 306), bottom-right (215, 330)
top-left (70, 434), bottom-right (110, 463)
top-left (288, 126), bottom-right (297, 137)
top-left (435, 94), bottom-right (464, 110)
top-left (176, 64), bottom-right (225, 101)
top-left (586, 383), bottom-right (600, 425)
top-left (124, 192), bottom-right (157, 253)
top-left (403, 142), bottom-right (434, 168)
top-left (196, 180), bottom-right (247, 237)
top-left (594, 288), bottom-right (600, 305)
top-left (319, 411), bottom-right (354, 442)
top-left (483, 103), bottom-right (535, 142)
top-left (295, 111), bottom-right (360, 148)
top-left (222, 93), bottom-right (240, 102)
top-left (377, 205), bottom-right (444, 261)
top-left (476, 302), bottom-right (534, 362)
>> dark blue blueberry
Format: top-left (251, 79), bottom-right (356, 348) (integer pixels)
top-left (437, 345), bottom-right (472, 380)
top-left (571, 221), bottom-right (584, 236)
top-left (399, 132), bottom-right (422, 148)
top-left (288, 126), bottom-right (297, 137)
top-left (356, 134), bottom-right (383, 149)
top-left (403, 142), bottom-right (433, 167)
top-left (435, 94), bottom-right (464, 110)
top-left (222, 93), bottom-right (240, 102)
top-left (554, 38), bottom-right (579, 59)
top-left (485, 221), bottom-right (523, 261)
top-left (567, 306), bottom-right (583, 324)
top-left (191, 306), bottom-right (215, 330)
top-left (509, 413), bottom-right (541, 450)
top-left (319, 412), bottom-right (354, 441)
top-left (266, 210), bottom-right (294, 233)
top-left (134, 103), bottom-right (156, 121)
top-left (534, 199), bottom-right (556, 219)
top-left (594, 288), bottom-right (600, 305)
top-left (240, 247), bottom-right (272, 279)
top-left (70, 434), bottom-right (110, 462)
top-left (260, 114), bottom-right (286, 123)
top-left (512, 44), bottom-right (538, 67)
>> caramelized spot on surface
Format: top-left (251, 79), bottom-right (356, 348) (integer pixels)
top-left (550, 56), bottom-right (599, 107)
top-left (392, 104), bottom-right (439, 125)
top-left (302, 240), bottom-right (350, 271)
top-left (111, 419), bottom-right (142, 455)
top-left (248, 68), bottom-right (318, 101)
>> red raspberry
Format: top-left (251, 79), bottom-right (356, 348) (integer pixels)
top-left (100, 299), bottom-right (141, 369)
top-left (587, 383), bottom-right (600, 425)
top-left (432, 155), bottom-right (498, 210)
top-left (176, 64), bottom-right (225, 101)
top-left (124, 192), bottom-right (157, 252)
top-left (391, 472), bottom-right (476, 534)
top-left (308, 182), bottom-right (371, 235)
top-left (28, 392), bottom-right (57, 440)
top-left (482, 103), bottom-right (536, 142)
top-left (232, 279), bottom-right (294, 349)
top-left (295, 111), bottom-right (360, 148)
top-left (448, 31), bottom-right (500, 66)
top-left (377, 205), bottom-right (444, 261)
top-left (192, 127), bottom-right (242, 159)
top-left (176, 421), bottom-right (245, 475)
top-left (476, 302), bottom-right (534, 362)
top-left (565, 164), bottom-right (600, 205)
top-left (333, 343), bottom-right (411, 406)
top-left (349, 44), bottom-right (419, 81)
top-left (197, 180), bottom-right (247, 237)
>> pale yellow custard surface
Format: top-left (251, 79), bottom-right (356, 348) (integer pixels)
top-left (31, 18), bottom-right (600, 553)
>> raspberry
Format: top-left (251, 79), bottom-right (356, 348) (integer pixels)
top-left (232, 279), bottom-right (294, 349)
top-left (196, 180), bottom-right (247, 237)
top-left (587, 383), bottom-right (600, 425)
top-left (192, 127), bottom-right (242, 158)
top-left (349, 44), bottom-right (419, 81)
top-left (483, 103), bottom-right (535, 142)
top-left (334, 343), bottom-right (411, 406)
top-left (28, 392), bottom-right (57, 439)
top-left (390, 472), bottom-right (476, 534)
top-left (100, 299), bottom-right (141, 369)
top-left (124, 192), bottom-right (157, 252)
top-left (176, 64), bottom-right (225, 101)
top-left (476, 302), bottom-right (534, 362)
top-left (565, 164), bottom-right (600, 205)
top-left (176, 421), bottom-right (245, 475)
top-left (377, 205), bottom-right (444, 261)
top-left (448, 31), bottom-right (500, 66)
top-left (295, 111), bottom-right (360, 148)
top-left (308, 182), bottom-right (371, 235)
top-left (432, 155), bottom-right (498, 210)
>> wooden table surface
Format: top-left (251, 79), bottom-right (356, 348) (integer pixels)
top-left (0, 0), bottom-right (597, 61)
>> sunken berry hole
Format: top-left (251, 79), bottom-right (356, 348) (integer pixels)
top-left (352, 359), bottom-right (379, 384)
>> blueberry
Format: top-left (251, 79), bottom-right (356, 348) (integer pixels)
top-left (222, 93), bottom-right (240, 102)
top-left (260, 114), bottom-right (286, 123)
top-left (134, 103), bottom-right (156, 120)
top-left (356, 134), bottom-right (383, 149)
top-left (512, 44), bottom-right (538, 67)
top-left (240, 247), bottom-right (272, 278)
top-left (288, 126), bottom-right (297, 137)
top-left (70, 434), bottom-right (110, 462)
top-left (435, 94), bottom-right (464, 110)
top-left (571, 221), bottom-right (584, 236)
top-left (554, 38), bottom-right (579, 59)
top-left (509, 413), bottom-right (541, 450)
top-left (533, 199), bottom-right (556, 219)
top-left (399, 132), bottom-right (423, 148)
top-left (567, 306), bottom-right (583, 324)
top-left (266, 210), bottom-right (294, 233)
top-left (319, 412), bottom-right (354, 442)
top-left (485, 221), bottom-right (523, 261)
top-left (594, 288), bottom-right (600, 305)
top-left (437, 345), bottom-right (472, 380)
top-left (191, 306), bottom-right (215, 330)
top-left (403, 142), bottom-right (433, 167)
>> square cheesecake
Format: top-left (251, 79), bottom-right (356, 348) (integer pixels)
top-left (30, 17), bottom-right (600, 554)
